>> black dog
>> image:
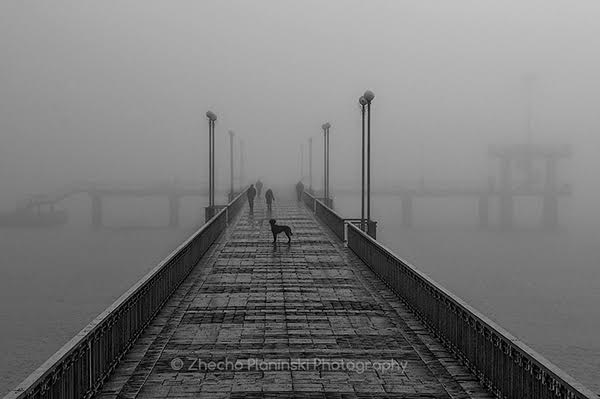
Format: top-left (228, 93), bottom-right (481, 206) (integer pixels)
top-left (269, 219), bottom-right (293, 243)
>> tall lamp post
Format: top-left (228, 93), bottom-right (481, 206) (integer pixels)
top-left (363, 90), bottom-right (375, 233)
top-left (206, 111), bottom-right (217, 212)
top-left (308, 137), bottom-right (313, 193)
top-left (239, 139), bottom-right (245, 191)
top-left (359, 96), bottom-right (367, 231)
top-left (321, 122), bottom-right (331, 206)
top-left (321, 122), bottom-right (331, 203)
top-left (300, 143), bottom-right (304, 178)
top-left (228, 130), bottom-right (235, 202)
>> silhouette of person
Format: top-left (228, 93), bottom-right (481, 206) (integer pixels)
top-left (247, 184), bottom-right (257, 212)
top-left (265, 188), bottom-right (275, 211)
top-left (295, 181), bottom-right (304, 201)
top-left (256, 179), bottom-right (263, 198)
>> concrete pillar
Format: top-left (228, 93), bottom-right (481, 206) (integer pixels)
top-left (478, 195), bottom-right (489, 229)
top-left (401, 195), bottom-right (413, 228)
top-left (499, 158), bottom-right (514, 230)
top-left (169, 195), bottom-right (180, 228)
top-left (91, 193), bottom-right (102, 229)
top-left (542, 157), bottom-right (558, 230)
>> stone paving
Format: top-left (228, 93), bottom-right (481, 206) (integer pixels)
top-left (95, 199), bottom-right (493, 398)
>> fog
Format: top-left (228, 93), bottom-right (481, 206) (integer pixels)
top-left (1, 0), bottom-right (600, 394)
top-left (3, 1), bottom-right (600, 201)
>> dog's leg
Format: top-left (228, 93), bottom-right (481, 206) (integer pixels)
top-left (272, 232), bottom-right (277, 243)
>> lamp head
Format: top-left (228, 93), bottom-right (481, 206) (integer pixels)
top-left (359, 96), bottom-right (368, 106)
top-left (206, 111), bottom-right (217, 121)
top-left (363, 90), bottom-right (375, 102)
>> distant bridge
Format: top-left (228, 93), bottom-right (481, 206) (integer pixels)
top-left (334, 144), bottom-right (572, 230)
top-left (334, 181), bottom-right (572, 230)
top-left (23, 180), bottom-right (211, 228)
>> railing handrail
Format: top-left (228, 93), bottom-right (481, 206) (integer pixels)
top-left (346, 222), bottom-right (598, 399)
top-left (229, 188), bottom-right (248, 205)
top-left (302, 190), bottom-right (317, 203)
top-left (314, 198), bottom-right (345, 221)
top-left (6, 189), bottom-right (248, 399)
top-left (305, 191), bottom-right (368, 227)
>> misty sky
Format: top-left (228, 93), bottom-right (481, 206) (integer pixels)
top-left (2, 1), bottom-right (600, 215)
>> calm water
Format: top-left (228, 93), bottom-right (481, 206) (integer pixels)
top-left (0, 194), bottom-right (212, 395)
top-left (1, 192), bottom-right (598, 394)
top-left (335, 193), bottom-right (600, 393)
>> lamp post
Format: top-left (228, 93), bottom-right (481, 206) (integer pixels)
top-left (322, 124), bottom-right (326, 199)
top-left (228, 130), bottom-right (235, 202)
top-left (300, 143), bottom-right (304, 178)
top-left (206, 111), bottom-right (217, 210)
top-left (308, 137), bottom-right (313, 193)
top-left (359, 96), bottom-right (367, 231)
top-left (326, 123), bottom-right (330, 202)
top-left (363, 90), bottom-right (374, 232)
top-left (321, 122), bottom-right (331, 203)
top-left (239, 139), bottom-right (245, 190)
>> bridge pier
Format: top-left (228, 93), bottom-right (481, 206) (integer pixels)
top-left (168, 195), bottom-right (180, 228)
top-left (542, 156), bottom-right (559, 230)
top-left (498, 158), bottom-right (514, 230)
top-left (478, 194), bottom-right (489, 229)
top-left (401, 194), bottom-right (413, 228)
top-left (91, 193), bottom-right (103, 229)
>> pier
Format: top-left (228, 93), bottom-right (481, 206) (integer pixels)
top-left (5, 188), bottom-right (596, 399)
top-left (20, 181), bottom-right (210, 229)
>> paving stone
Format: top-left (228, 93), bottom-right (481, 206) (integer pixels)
top-left (93, 200), bottom-right (493, 399)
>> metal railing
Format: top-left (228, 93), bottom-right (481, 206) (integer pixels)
top-left (346, 222), bottom-right (598, 399)
top-left (314, 198), bottom-right (346, 241)
top-left (302, 190), bottom-right (377, 240)
top-left (301, 190), bottom-right (315, 212)
top-left (344, 218), bottom-right (377, 240)
top-left (227, 189), bottom-right (248, 224)
top-left (5, 190), bottom-right (248, 399)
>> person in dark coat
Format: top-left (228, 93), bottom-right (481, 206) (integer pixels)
top-left (265, 188), bottom-right (274, 211)
top-left (295, 181), bottom-right (304, 201)
top-left (256, 180), bottom-right (263, 198)
top-left (247, 184), bottom-right (257, 211)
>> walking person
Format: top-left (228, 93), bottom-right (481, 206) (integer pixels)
top-left (256, 179), bottom-right (263, 198)
top-left (247, 184), bottom-right (257, 212)
top-left (265, 188), bottom-right (275, 212)
top-left (295, 181), bottom-right (304, 202)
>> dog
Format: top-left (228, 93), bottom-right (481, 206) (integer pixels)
top-left (269, 219), bottom-right (293, 243)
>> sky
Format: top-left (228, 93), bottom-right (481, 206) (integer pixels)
top-left (1, 1), bottom-right (600, 210)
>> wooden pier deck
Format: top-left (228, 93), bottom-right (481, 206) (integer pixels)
top-left (93, 199), bottom-right (492, 398)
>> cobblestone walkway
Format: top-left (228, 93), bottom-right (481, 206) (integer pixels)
top-left (95, 199), bottom-right (493, 398)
